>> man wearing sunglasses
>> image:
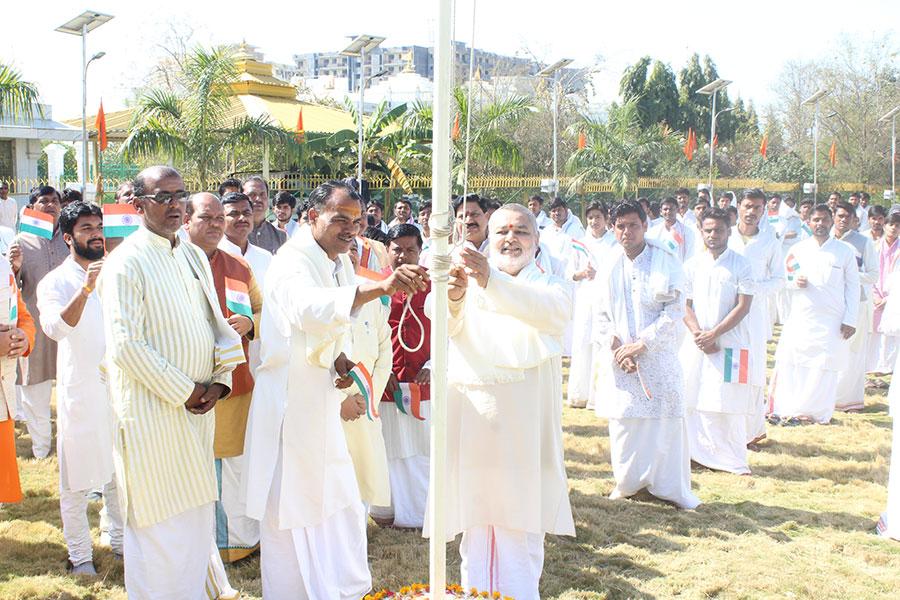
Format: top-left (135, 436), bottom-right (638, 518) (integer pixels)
top-left (98, 166), bottom-right (244, 599)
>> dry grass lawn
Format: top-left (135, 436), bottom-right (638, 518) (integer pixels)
top-left (2, 342), bottom-right (900, 599)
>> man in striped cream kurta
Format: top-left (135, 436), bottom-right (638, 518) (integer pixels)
top-left (98, 167), bottom-right (244, 600)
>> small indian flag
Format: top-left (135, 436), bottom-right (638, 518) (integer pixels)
top-left (570, 238), bottom-right (590, 257)
top-left (767, 210), bottom-right (780, 225)
top-left (723, 347), bottom-right (750, 384)
top-left (19, 208), bottom-right (54, 240)
top-left (356, 265), bottom-right (390, 306)
top-left (393, 382), bottom-right (425, 421)
top-left (224, 277), bottom-right (252, 318)
top-left (348, 362), bottom-right (378, 420)
top-left (786, 254), bottom-right (800, 272)
top-left (671, 230), bottom-right (684, 246)
top-left (801, 222), bottom-right (812, 236)
top-left (8, 274), bottom-right (16, 324)
top-left (103, 204), bottom-right (142, 238)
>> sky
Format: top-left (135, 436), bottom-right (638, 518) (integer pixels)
top-left (2, 0), bottom-right (898, 122)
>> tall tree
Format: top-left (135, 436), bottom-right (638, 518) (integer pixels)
top-left (644, 61), bottom-right (680, 127)
top-left (0, 63), bottom-right (41, 122)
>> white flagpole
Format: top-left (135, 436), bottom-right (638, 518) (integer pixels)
top-left (429, 0), bottom-right (452, 596)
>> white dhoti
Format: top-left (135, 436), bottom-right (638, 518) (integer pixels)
top-left (260, 452), bottom-right (371, 600)
top-left (688, 410), bottom-right (750, 475)
top-left (836, 302), bottom-right (871, 411)
top-left (60, 478), bottom-right (123, 565)
top-left (607, 417), bottom-right (700, 509)
top-left (215, 456), bottom-right (259, 562)
top-left (18, 380), bottom-right (53, 458)
top-left (747, 386), bottom-right (766, 443)
top-left (372, 401), bottom-right (430, 528)
top-left (567, 286), bottom-right (594, 408)
top-left (770, 364), bottom-right (839, 424)
top-left (459, 525), bottom-right (545, 600)
top-left (877, 410), bottom-right (900, 540)
top-left (124, 502), bottom-right (214, 600)
top-left (868, 333), bottom-right (898, 374)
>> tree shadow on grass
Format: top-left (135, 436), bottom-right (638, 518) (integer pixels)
top-left (760, 438), bottom-right (889, 463)
top-left (1, 488), bottom-right (67, 526)
top-left (749, 459), bottom-right (884, 484)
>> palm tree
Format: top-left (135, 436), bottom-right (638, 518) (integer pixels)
top-left (403, 88), bottom-right (536, 188)
top-left (565, 98), bottom-right (664, 197)
top-left (0, 63), bottom-right (41, 121)
top-left (121, 46), bottom-right (294, 189)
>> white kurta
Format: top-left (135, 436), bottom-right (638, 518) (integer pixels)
top-left (682, 249), bottom-right (755, 474)
top-left (593, 242), bottom-right (700, 509)
top-left (834, 230), bottom-right (878, 411)
top-left (241, 226), bottom-right (370, 598)
top-left (728, 225), bottom-right (784, 442)
top-left (869, 237), bottom-right (900, 374)
top-left (771, 237), bottom-right (860, 423)
top-left (37, 257), bottom-right (114, 491)
top-left (647, 220), bottom-right (696, 264)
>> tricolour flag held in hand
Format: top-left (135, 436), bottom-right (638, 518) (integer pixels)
top-left (570, 238), bottom-right (590, 258)
top-left (356, 264), bottom-right (390, 306)
top-left (224, 277), bottom-right (253, 318)
top-left (785, 253), bottom-right (800, 281)
top-left (102, 203), bottom-right (142, 238)
top-left (723, 347), bottom-right (750, 384)
top-left (348, 362), bottom-right (378, 420)
top-left (19, 208), bottom-right (54, 240)
top-left (393, 382), bottom-right (426, 420)
top-left (7, 274), bottom-right (16, 324)
top-left (767, 209), bottom-right (780, 225)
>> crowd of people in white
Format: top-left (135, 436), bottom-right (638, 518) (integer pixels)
top-left (0, 169), bottom-right (897, 600)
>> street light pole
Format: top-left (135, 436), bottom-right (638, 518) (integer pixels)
top-left (696, 78), bottom-right (732, 192)
top-left (537, 58), bottom-right (572, 198)
top-left (341, 34), bottom-right (385, 184)
top-left (802, 89), bottom-right (830, 199)
top-left (879, 106), bottom-right (900, 199)
top-left (55, 10), bottom-right (113, 192)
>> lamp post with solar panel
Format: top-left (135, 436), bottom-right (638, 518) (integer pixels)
top-left (341, 35), bottom-right (386, 183)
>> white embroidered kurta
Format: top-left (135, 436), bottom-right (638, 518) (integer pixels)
top-left (242, 226), bottom-right (362, 530)
top-left (681, 249), bottom-right (755, 414)
top-left (37, 257), bottom-right (114, 492)
top-left (425, 261), bottom-right (575, 539)
top-left (340, 276), bottom-right (392, 507)
top-left (98, 228), bottom-right (241, 528)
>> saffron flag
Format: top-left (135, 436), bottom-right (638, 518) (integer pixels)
top-left (224, 277), bottom-right (253, 318)
top-left (760, 133), bottom-right (768, 159)
top-left (829, 140), bottom-right (837, 167)
top-left (19, 208), bottom-right (54, 239)
top-left (102, 203), bottom-right (141, 238)
top-left (348, 362), bottom-right (378, 420)
top-left (451, 112), bottom-right (461, 141)
top-left (386, 156), bottom-right (413, 194)
top-left (95, 101), bottom-right (108, 152)
top-left (393, 382), bottom-right (425, 420)
top-left (683, 128), bottom-right (696, 161)
top-left (8, 274), bottom-right (16, 325)
top-left (295, 108), bottom-right (305, 142)
top-left (723, 347), bottom-right (750, 384)
top-left (577, 131), bottom-right (587, 150)
top-left (713, 133), bottom-right (718, 148)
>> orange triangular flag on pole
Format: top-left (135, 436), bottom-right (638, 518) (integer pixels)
top-left (95, 101), bottom-right (108, 152)
top-left (713, 134), bottom-right (719, 149)
top-left (829, 140), bottom-right (837, 167)
top-left (295, 108), bottom-right (305, 142)
top-left (451, 112), bottom-right (461, 141)
top-left (760, 133), bottom-right (768, 159)
top-left (577, 131), bottom-right (587, 150)
top-left (684, 128), bottom-right (694, 161)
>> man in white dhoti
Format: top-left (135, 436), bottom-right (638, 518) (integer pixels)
top-left (593, 200), bottom-right (700, 509)
top-left (241, 180), bottom-right (426, 599)
top-left (877, 278), bottom-right (900, 540)
top-left (682, 208), bottom-right (755, 475)
top-left (832, 202), bottom-right (878, 411)
top-left (770, 204), bottom-right (860, 424)
top-left (98, 166), bottom-right (243, 599)
top-left (427, 203), bottom-right (575, 600)
top-left (647, 197), bottom-right (696, 263)
top-left (728, 188), bottom-right (784, 446)
top-left (868, 210), bottom-right (900, 383)
top-left (37, 202), bottom-right (123, 575)
top-left (568, 201), bottom-right (617, 409)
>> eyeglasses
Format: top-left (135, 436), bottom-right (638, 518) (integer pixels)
top-left (138, 191), bottom-right (190, 205)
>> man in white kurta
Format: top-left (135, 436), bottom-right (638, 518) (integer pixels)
top-left (770, 205), bottom-right (860, 424)
top-left (36, 202), bottom-right (123, 574)
top-left (833, 202), bottom-right (878, 411)
top-left (647, 197), bottom-right (696, 263)
top-left (728, 189), bottom-right (784, 445)
top-left (568, 201), bottom-right (617, 409)
top-left (593, 201), bottom-right (700, 510)
top-left (98, 167), bottom-right (243, 599)
top-left (878, 280), bottom-right (900, 539)
top-left (241, 181), bottom-right (427, 599)
top-left (682, 208), bottom-right (755, 475)
top-left (427, 204), bottom-right (575, 600)
top-left (868, 212), bottom-right (900, 379)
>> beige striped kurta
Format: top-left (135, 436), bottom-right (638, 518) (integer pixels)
top-left (98, 227), bottom-right (233, 528)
